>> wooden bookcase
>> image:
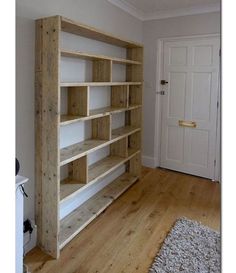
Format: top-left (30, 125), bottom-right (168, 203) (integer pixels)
top-left (35, 15), bottom-right (143, 258)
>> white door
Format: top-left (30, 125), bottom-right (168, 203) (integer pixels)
top-left (160, 36), bottom-right (220, 179)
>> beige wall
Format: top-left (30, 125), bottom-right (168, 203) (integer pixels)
top-left (142, 12), bottom-right (221, 165)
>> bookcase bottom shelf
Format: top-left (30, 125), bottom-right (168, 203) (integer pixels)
top-left (59, 172), bottom-right (139, 249)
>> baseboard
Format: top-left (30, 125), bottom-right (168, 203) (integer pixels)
top-left (142, 156), bottom-right (157, 168)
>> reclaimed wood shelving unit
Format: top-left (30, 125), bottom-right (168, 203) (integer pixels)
top-left (35, 15), bottom-right (143, 258)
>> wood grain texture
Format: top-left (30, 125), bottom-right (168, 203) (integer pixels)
top-left (92, 60), bottom-right (112, 82)
top-left (35, 16), bottom-right (60, 258)
top-left (128, 152), bottom-right (141, 178)
top-left (68, 156), bottom-right (88, 184)
top-left (111, 126), bottom-right (140, 140)
top-left (88, 150), bottom-right (139, 184)
top-left (60, 150), bottom-right (140, 204)
top-left (59, 172), bottom-right (139, 249)
top-left (60, 82), bottom-right (142, 87)
top-left (128, 131), bottom-right (141, 151)
top-left (61, 16), bottom-right (143, 48)
top-left (61, 50), bottom-right (141, 65)
top-left (68, 86), bottom-right (89, 116)
top-left (60, 126), bottom-right (140, 166)
top-left (92, 115), bottom-right (111, 140)
top-left (111, 85), bottom-right (129, 108)
top-left (125, 107), bottom-right (141, 127)
top-left (25, 168), bottom-right (220, 273)
top-left (60, 105), bottom-right (142, 126)
top-left (129, 85), bottom-right (142, 106)
top-left (111, 137), bottom-right (128, 158)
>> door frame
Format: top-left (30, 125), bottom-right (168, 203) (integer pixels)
top-left (154, 34), bottom-right (221, 181)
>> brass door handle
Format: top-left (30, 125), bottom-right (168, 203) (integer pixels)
top-left (179, 120), bottom-right (197, 128)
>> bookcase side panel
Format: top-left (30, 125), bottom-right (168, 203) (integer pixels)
top-left (35, 16), bottom-right (60, 258)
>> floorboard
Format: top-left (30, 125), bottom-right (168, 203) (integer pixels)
top-left (24, 167), bottom-right (220, 273)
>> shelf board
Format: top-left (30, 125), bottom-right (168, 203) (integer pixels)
top-left (60, 139), bottom-right (107, 166)
top-left (59, 172), bottom-right (139, 249)
top-left (61, 50), bottom-right (141, 65)
top-left (88, 150), bottom-right (139, 184)
top-left (60, 179), bottom-right (85, 202)
top-left (60, 126), bottom-right (141, 166)
top-left (60, 150), bottom-right (139, 203)
top-left (61, 16), bottom-right (143, 49)
top-left (60, 82), bottom-right (142, 87)
top-left (111, 126), bottom-right (140, 140)
top-left (60, 105), bottom-right (142, 126)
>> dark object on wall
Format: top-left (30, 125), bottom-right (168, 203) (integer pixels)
top-left (16, 158), bottom-right (20, 175)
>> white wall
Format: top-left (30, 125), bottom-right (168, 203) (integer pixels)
top-left (16, 0), bottom-right (142, 228)
top-left (142, 12), bottom-right (221, 167)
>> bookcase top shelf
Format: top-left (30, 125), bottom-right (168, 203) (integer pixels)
top-left (61, 50), bottom-right (142, 65)
top-left (60, 16), bottom-right (143, 49)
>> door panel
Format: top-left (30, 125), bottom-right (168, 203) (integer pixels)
top-left (193, 45), bottom-right (213, 66)
top-left (160, 37), bottom-right (220, 179)
top-left (167, 126), bottom-right (184, 162)
top-left (169, 47), bottom-right (188, 65)
top-left (192, 72), bottom-right (211, 121)
top-left (168, 72), bottom-right (186, 118)
top-left (189, 129), bottom-right (209, 167)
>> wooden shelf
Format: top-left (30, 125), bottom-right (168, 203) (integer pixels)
top-left (60, 105), bottom-right (142, 126)
top-left (60, 179), bottom-right (85, 202)
top-left (61, 16), bottom-right (143, 49)
top-left (88, 150), bottom-right (139, 183)
top-left (61, 50), bottom-right (141, 65)
top-left (59, 172), bottom-right (139, 249)
top-left (60, 139), bottom-right (107, 166)
top-left (60, 150), bottom-right (140, 203)
top-left (60, 82), bottom-right (142, 87)
top-left (60, 126), bottom-right (140, 166)
top-left (111, 126), bottom-right (140, 140)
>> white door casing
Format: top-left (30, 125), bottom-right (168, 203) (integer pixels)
top-left (160, 36), bottom-right (220, 179)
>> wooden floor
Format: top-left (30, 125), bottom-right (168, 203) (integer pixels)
top-left (25, 167), bottom-right (220, 273)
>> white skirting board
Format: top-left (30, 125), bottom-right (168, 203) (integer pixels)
top-left (142, 155), bottom-right (157, 168)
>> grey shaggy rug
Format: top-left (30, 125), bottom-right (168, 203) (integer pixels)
top-left (149, 218), bottom-right (220, 273)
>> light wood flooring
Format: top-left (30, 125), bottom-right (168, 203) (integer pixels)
top-left (25, 167), bottom-right (220, 273)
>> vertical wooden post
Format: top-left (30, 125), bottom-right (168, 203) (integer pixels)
top-left (92, 115), bottom-right (111, 140)
top-left (92, 60), bottom-right (112, 82)
top-left (68, 156), bottom-right (88, 183)
top-left (126, 47), bottom-right (143, 179)
top-left (68, 86), bottom-right (89, 116)
top-left (111, 137), bottom-right (128, 158)
top-left (35, 16), bottom-right (60, 258)
top-left (111, 85), bottom-right (129, 108)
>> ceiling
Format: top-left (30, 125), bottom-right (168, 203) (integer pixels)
top-left (107, 0), bottom-right (221, 20)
